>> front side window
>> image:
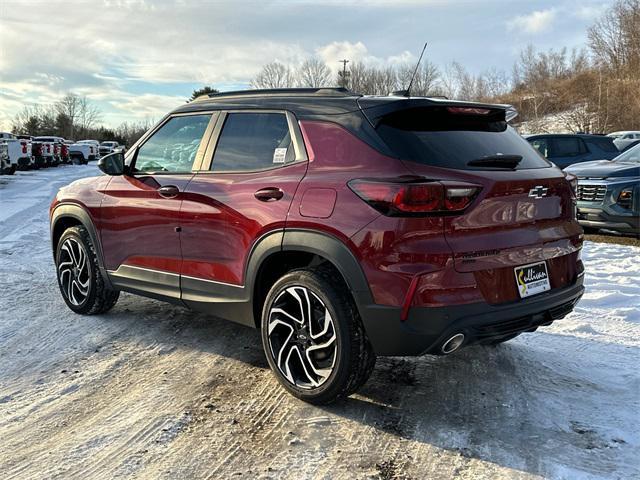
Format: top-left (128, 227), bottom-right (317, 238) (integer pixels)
top-left (134, 114), bottom-right (212, 173)
top-left (211, 113), bottom-right (294, 172)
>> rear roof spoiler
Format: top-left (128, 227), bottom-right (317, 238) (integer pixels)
top-left (358, 97), bottom-right (518, 125)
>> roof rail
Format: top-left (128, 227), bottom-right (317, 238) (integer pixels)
top-left (194, 87), bottom-right (358, 102)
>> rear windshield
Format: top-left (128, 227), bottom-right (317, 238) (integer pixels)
top-left (588, 137), bottom-right (618, 153)
top-left (375, 107), bottom-right (551, 170)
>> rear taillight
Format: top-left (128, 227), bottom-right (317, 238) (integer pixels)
top-left (46, 144), bottom-right (50, 153)
top-left (21, 142), bottom-right (27, 154)
top-left (348, 179), bottom-right (480, 216)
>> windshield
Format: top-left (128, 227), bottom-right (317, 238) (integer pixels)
top-left (613, 144), bottom-right (640, 163)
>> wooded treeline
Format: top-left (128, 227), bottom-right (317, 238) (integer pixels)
top-left (250, 0), bottom-right (639, 133)
top-left (11, 0), bottom-right (638, 141)
top-left (11, 94), bottom-right (154, 146)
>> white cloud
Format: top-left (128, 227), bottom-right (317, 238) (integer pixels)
top-left (507, 9), bottom-right (557, 34)
top-left (573, 4), bottom-right (608, 21)
top-left (315, 41), bottom-right (416, 74)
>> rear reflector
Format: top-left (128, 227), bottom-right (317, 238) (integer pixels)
top-left (348, 179), bottom-right (480, 216)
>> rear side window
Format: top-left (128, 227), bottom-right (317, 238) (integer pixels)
top-left (211, 113), bottom-right (294, 172)
top-left (530, 138), bottom-right (550, 157)
top-left (589, 137), bottom-right (618, 153)
top-left (134, 114), bottom-right (212, 173)
top-left (375, 107), bottom-right (550, 170)
top-left (550, 137), bottom-right (587, 158)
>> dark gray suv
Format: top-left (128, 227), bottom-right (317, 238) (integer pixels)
top-left (526, 134), bottom-right (619, 169)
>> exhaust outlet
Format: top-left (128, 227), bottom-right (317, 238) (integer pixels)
top-left (441, 333), bottom-right (465, 354)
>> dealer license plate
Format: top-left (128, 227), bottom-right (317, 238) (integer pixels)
top-left (514, 261), bottom-right (551, 298)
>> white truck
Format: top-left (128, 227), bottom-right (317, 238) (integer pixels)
top-left (68, 141), bottom-right (97, 164)
top-left (77, 140), bottom-right (101, 159)
top-left (99, 141), bottom-right (121, 156)
top-left (15, 135), bottom-right (35, 170)
top-left (33, 136), bottom-right (60, 167)
top-left (0, 143), bottom-right (11, 174)
top-left (607, 131), bottom-right (640, 151)
top-left (0, 132), bottom-right (22, 175)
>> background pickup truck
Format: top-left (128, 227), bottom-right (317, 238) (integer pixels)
top-left (0, 132), bottom-right (21, 174)
top-left (76, 140), bottom-right (101, 158)
top-left (15, 135), bottom-right (35, 170)
top-left (68, 141), bottom-right (96, 164)
top-left (99, 141), bottom-right (121, 156)
top-left (33, 137), bottom-right (60, 167)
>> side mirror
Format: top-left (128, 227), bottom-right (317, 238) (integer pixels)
top-left (98, 152), bottom-right (125, 175)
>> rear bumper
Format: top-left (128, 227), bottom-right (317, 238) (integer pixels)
top-left (360, 276), bottom-right (584, 356)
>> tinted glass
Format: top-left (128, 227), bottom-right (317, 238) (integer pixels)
top-left (614, 144), bottom-right (640, 164)
top-left (134, 114), bottom-right (211, 173)
top-left (376, 107), bottom-right (550, 170)
top-left (589, 137), bottom-right (618, 153)
top-left (551, 137), bottom-right (585, 157)
top-left (530, 138), bottom-right (550, 157)
top-left (211, 113), bottom-right (293, 172)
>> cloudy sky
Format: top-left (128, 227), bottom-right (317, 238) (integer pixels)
top-left (0, 0), bottom-right (613, 130)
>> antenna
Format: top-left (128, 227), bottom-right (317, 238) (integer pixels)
top-left (406, 42), bottom-right (428, 97)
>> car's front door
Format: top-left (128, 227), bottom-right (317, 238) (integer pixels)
top-left (178, 111), bottom-right (308, 323)
top-left (100, 113), bottom-right (216, 301)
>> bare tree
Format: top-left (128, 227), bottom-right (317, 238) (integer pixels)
top-left (297, 58), bottom-right (332, 87)
top-left (588, 0), bottom-right (640, 74)
top-left (55, 94), bottom-right (82, 138)
top-left (397, 61), bottom-right (441, 96)
top-left (77, 97), bottom-right (102, 137)
top-left (251, 62), bottom-right (294, 89)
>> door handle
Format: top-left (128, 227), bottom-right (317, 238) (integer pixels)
top-left (254, 187), bottom-right (284, 202)
top-left (158, 185), bottom-right (180, 198)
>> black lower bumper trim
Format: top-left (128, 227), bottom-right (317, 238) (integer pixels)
top-left (360, 277), bottom-right (584, 356)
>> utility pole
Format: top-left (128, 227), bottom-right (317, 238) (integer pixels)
top-left (338, 59), bottom-right (350, 88)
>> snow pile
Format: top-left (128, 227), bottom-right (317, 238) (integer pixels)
top-left (0, 166), bottom-right (638, 479)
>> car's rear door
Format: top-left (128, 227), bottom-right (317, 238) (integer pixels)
top-left (367, 103), bottom-right (583, 305)
top-left (100, 112), bottom-right (216, 301)
top-left (178, 110), bottom-right (308, 324)
top-left (548, 136), bottom-right (588, 168)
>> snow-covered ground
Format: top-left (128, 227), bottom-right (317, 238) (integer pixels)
top-left (0, 166), bottom-right (638, 480)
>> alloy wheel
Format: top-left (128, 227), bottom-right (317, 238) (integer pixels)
top-left (267, 286), bottom-right (337, 389)
top-left (57, 238), bottom-right (90, 306)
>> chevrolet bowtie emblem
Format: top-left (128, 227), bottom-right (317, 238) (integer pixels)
top-left (528, 186), bottom-right (548, 198)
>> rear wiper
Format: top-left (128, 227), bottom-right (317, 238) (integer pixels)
top-left (467, 154), bottom-right (523, 169)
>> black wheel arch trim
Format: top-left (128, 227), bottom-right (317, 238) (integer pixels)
top-left (278, 228), bottom-right (375, 309)
top-left (50, 203), bottom-right (113, 289)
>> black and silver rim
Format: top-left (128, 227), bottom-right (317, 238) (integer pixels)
top-left (58, 238), bottom-right (90, 306)
top-left (267, 286), bottom-right (337, 389)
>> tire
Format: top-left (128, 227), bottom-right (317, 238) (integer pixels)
top-left (261, 267), bottom-right (376, 404)
top-left (55, 226), bottom-right (119, 315)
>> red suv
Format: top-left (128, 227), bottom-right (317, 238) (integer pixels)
top-left (50, 88), bottom-right (584, 403)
